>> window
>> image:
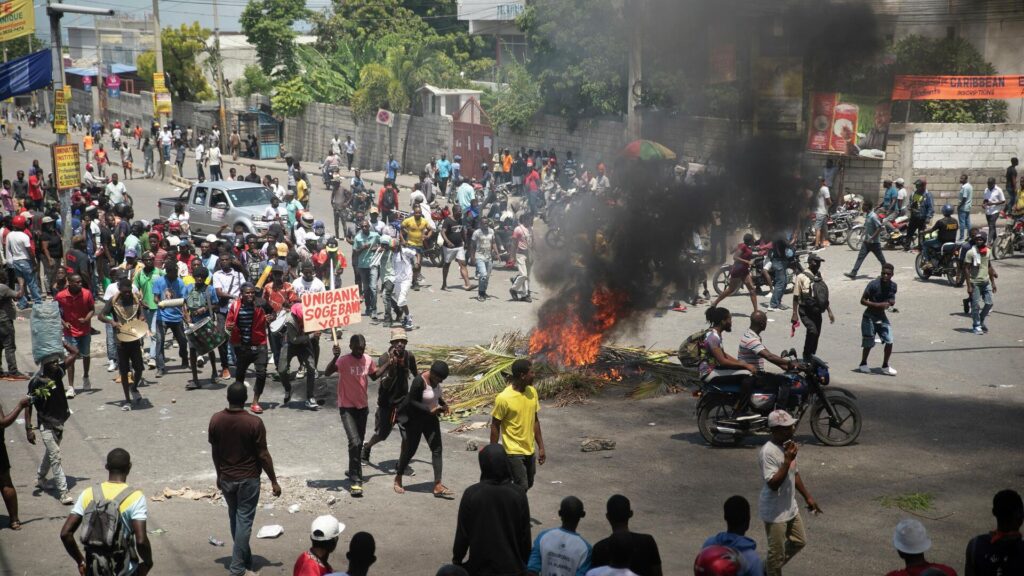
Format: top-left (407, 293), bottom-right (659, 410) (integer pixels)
top-left (210, 189), bottom-right (228, 208)
top-left (192, 186), bottom-right (208, 207)
top-left (228, 187), bottom-right (275, 207)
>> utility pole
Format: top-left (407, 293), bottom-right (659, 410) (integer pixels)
top-left (152, 0), bottom-right (167, 129)
top-left (213, 0), bottom-right (227, 150)
top-left (93, 16), bottom-right (107, 129)
top-left (625, 0), bottom-right (643, 141)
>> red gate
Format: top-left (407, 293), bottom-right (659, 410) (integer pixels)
top-left (452, 98), bottom-right (492, 181)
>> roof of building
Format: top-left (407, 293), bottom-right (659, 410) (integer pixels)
top-left (417, 84), bottom-right (483, 96)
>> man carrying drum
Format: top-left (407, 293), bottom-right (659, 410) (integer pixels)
top-left (98, 277), bottom-right (147, 411)
top-left (183, 267), bottom-right (222, 389)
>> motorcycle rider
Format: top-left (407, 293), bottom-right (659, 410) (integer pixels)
top-left (903, 179), bottom-right (934, 251)
top-left (920, 204), bottom-right (958, 267)
top-left (82, 164), bottom-right (106, 196)
top-left (734, 311), bottom-right (799, 414)
top-left (698, 307), bottom-right (757, 400)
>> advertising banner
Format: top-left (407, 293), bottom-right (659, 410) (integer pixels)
top-left (806, 92), bottom-right (891, 160)
top-left (0, 0), bottom-right (35, 42)
top-left (300, 286), bottom-right (362, 332)
top-left (107, 74), bottom-right (121, 98)
top-left (153, 72), bottom-right (172, 114)
top-left (53, 88), bottom-right (68, 135)
top-left (892, 75), bottom-right (1024, 100)
top-left (52, 144), bottom-right (81, 189)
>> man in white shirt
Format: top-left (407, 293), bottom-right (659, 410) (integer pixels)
top-left (894, 178), bottom-right (908, 216)
top-left (212, 255), bottom-right (244, 377)
top-left (6, 216), bottom-right (42, 308)
top-left (391, 240), bottom-right (416, 330)
top-left (110, 126), bottom-right (122, 147)
top-left (105, 173), bottom-right (128, 206)
top-left (759, 410), bottom-right (821, 576)
top-left (208, 145), bottom-right (223, 181)
top-left (982, 176), bottom-right (1005, 245)
top-left (343, 136), bottom-right (357, 171)
top-left (330, 135), bottom-right (341, 156)
top-left (194, 142), bottom-right (206, 180)
top-left (813, 177), bottom-right (832, 250)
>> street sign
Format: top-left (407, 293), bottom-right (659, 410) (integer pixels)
top-left (53, 87), bottom-right (68, 134)
top-left (52, 144), bottom-right (81, 189)
top-left (376, 108), bottom-right (394, 127)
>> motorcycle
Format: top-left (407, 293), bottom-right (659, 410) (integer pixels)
top-left (995, 214), bottom-right (1024, 258)
top-left (914, 231), bottom-right (963, 286)
top-left (847, 209), bottom-right (908, 251)
top-left (695, 349), bottom-right (862, 447)
top-left (798, 208), bottom-right (860, 248)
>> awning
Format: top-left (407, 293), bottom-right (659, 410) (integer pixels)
top-left (65, 64), bottom-right (137, 77)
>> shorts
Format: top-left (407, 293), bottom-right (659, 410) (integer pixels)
top-left (395, 279), bottom-right (412, 307)
top-left (813, 213), bottom-right (828, 231)
top-left (408, 246), bottom-right (423, 255)
top-left (64, 334), bottom-right (91, 358)
top-left (443, 245), bottom-right (466, 264)
top-left (861, 316), bottom-right (893, 348)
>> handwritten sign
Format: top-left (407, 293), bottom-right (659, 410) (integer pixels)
top-left (52, 144), bottom-right (80, 189)
top-left (53, 87), bottom-right (68, 134)
top-left (300, 286), bottom-right (361, 332)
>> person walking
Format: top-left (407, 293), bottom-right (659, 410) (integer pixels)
top-left (277, 303), bottom-right (320, 410)
top-left (509, 214), bottom-right (533, 302)
top-left (361, 328), bottom-right (415, 464)
top-left (452, 444), bottom-right (532, 575)
top-left (981, 177), bottom-right (1005, 249)
top-left (0, 395), bottom-right (30, 529)
top-left (440, 205), bottom-right (471, 291)
top-left (98, 277), bottom-right (146, 410)
top-left (964, 230), bottom-right (997, 335)
top-left (957, 174), bottom-right (973, 242)
top-left (528, 496), bottom-right (592, 576)
top-left (964, 489), bottom-right (1024, 576)
top-left (885, 519), bottom-right (956, 576)
top-left (182, 266), bottom-right (220, 389)
top-left (490, 358), bottom-right (546, 492)
top-left (59, 448), bottom-right (154, 576)
top-left (209, 382), bottom-right (282, 576)
top-left (589, 495), bottom-right (662, 576)
top-left (325, 334), bottom-right (384, 496)
top-left (55, 274), bottom-right (95, 394)
top-left (344, 136), bottom-right (357, 171)
top-left (844, 199), bottom-right (887, 279)
top-left (25, 352), bottom-right (78, 505)
top-left (352, 220), bottom-right (381, 319)
top-left (209, 143), bottom-right (224, 181)
top-left (759, 409), bottom-right (822, 576)
top-left (151, 263), bottom-right (189, 379)
top-left (1006, 156), bottom-right (1019, 213)
top-left (792, 254), bottom-right (833, 360)
top-left (7, 215), bottom-right (42, 309)
top-left (702, 495), bottom-right (765, 576)
top-left (857, 263), bottom-right (897, 375)
top-left (394, 360), bottom-right (453, 497)
top-left (812, 177), bottom-right (831, 250)
top-left (292, 515), bottom-right (344, 576)
top-left (224, 283), bottom-right (270, 414)
top-left (470, 218), bottom-right (499, 301)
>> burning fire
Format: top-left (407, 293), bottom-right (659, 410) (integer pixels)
top-left (529, 286), bottom-right (629, 366)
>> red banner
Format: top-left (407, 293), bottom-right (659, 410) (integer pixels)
top-left (892, 75), bottom-right (1024, 100)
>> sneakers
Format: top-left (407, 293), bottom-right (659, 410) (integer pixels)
top-left (305, 399), bottom-right (320, 411)
top-left (121, 401), bottom-right (132, 411)
top-left (973, 326), bottom-right (985, 335)
top-left (185, 381), bottom-right (202, 391)
top-left (856, 364), bottom-right (871, 374)
top-left (59, 492), bottom-right (74, 505)
top-left (881, 365), bottom-right (898, 376)
top-left (509, 288), bottom-right (519, 302)
top-left (155, 368), bottom-right (166, 378)
top-left (147, 358), bottom-right (156, 369)
top-left (82, 377), bottom-right (92, 391)
top-left (297, 367), bottom-right (306, 379)
top-left (197, 356), bottom-right (207, 368)
top-left (360, 443), bottom-right (372, 463)
top-left (2, 371), bottom-right (28, 380)
top-left (843, 272), bottom-right (857, 280)
top-left (65, 386), bottom-right (76, 398)
top-left (107, 359), bottom-right (117, 372)
top-left (766, 306), bottom-right (780, 312)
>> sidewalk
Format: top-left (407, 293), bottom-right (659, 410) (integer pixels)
top-left (13, 122), bottom-right (420, 191)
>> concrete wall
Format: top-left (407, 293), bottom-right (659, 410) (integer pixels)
top-left (64, 89), bottom-right (260, 137)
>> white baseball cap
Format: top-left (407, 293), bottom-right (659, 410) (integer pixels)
top-left (768, 409), bottom-right (797, 428)
top-left (310, 515), bottom-right (344, 541)
top-left (205, 234), bottom-right (219, 243)
top-left (892, 519), bottom-right (931, 554)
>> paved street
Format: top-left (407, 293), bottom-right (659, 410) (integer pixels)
top-left (0, 128), bottom-right (1022, 575)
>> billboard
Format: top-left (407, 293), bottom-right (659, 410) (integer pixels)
top-left (52, 144), bottom-right (81, 189)
top-left (0, 0), bottom-right (35, 42)
top-left (806, 92), bottom-right (891, 160)
top-left (892, 75), bottom-right (1024, 100)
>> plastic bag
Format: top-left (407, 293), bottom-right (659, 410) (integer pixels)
top-left (31, 301), bottom-right (65, 365)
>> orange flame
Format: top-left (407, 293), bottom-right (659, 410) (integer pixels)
top-left (529, 286), bottom-right (629, 366)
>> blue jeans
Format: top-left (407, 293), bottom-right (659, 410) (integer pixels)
top-left (921, 238), bottom-right (941, 261)
top-left (12, 259), bottom-right (41, 308)
top-left (476, 258), bottom-right (492, 296)
top-left (958, 211), bottom-right (971, 241)
top-left (221, 477), bottom-right (260, 576)
top-left (357, 266), bottom-right (378, 315)
top-left (970, 281), bottom-right (993, 329)
top-left (769, 262), bottom-right (787, 308)
top-left (153, 319), bottom-right (187, 370)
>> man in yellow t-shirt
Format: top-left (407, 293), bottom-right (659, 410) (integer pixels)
top-left (490, 358), bottom-right (545, 491)
top-left (59, 448), bottom-right (154, 575)
top-left (401, 210), bottom-right (432, 289)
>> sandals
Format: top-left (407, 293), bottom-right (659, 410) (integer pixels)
top-left (433, 485), bottom-right (454, 498)
top-left (9, 520), bottom-right (21, 530)
top-left (250, 403), bottom-right (264, 414)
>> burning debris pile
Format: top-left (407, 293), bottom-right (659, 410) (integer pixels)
top-left (424, 330), bottom-right (697, 411)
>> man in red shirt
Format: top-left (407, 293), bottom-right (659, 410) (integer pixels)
top-left (325, 334), bottom-right (385, 496)
top-left (292, 515), bottom-right (343, 576)
top-left (885, 519), bottom-right (956, 576)
top-left (27, 173), bottom-right (44, 211)
top-left (55, 274), bottom-right (95, 395)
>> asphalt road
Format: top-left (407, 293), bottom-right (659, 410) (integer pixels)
top-left (0, 129), bottom-right (1021, 575)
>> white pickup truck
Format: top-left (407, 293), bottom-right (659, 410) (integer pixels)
top-left (158, 180), bottom-right (276, 237)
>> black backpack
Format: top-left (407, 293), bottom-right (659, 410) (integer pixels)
top-left (801, 272), bottom-right (829, 313)
top-left (382, 189), bottom-right (396, 210)
top-left (79, 485), bottom-right (139, 576)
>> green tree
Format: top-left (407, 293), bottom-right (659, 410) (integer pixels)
top-left (233, 64), bottom-right (274, 97)
top-left (270, 75), bottom-right (313, 117)
top-left (4, 35), bottom-right (45, 60)
top-left (892, 35), bottom-right (1007, 123)
top-left (481, 63), bottom-right (541, 134)
top-left (240, 0), bottom-right (310, 78)
top-left (137, 23), bottom-right (214, 102)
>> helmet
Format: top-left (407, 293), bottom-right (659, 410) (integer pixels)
top-left (942, 203), bottom-right (953, 217)
top-left (85, 163), bottom-right (94, 171)
top-left (454, 154), bottom-right (462, 162)
top-left (301, 213), bottom-right (315, 228)
top-left (694, 545), bottom-right (743, 576)
top-left (11, 215), bottom-right (26, 230)
top-left (313, 219), bottom-right (325, 231)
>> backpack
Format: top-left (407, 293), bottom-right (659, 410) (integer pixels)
top-left (802, 272), bottom-right (829, 313)
top-left (79, 484), bottom-right (139, 576)
top-left (677, 329), bottom-right (709, 368)
top-left (382, 189), bottom-right (396, 210)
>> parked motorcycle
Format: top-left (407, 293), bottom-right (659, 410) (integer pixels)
top-left (914, 231), bottom-right (963, 286)
top-left (847, 210), bottom-right (908, 251)
top-left (995, 214), bottom-right (1024, 258)
top-left (695, 350), bottom-right (861, 447)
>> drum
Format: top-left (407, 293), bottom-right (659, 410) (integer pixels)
top-left (185, 317), bottom-right (227, 356)
top-left (116, 319), bottom-right (149, 343)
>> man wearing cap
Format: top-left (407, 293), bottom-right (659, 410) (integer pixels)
top-left (759, 409), bottom-right (821, 576)
top-left (885, 519), bottom-right (955, 576)
top-left (294, 515), bottom-right (344, 576)
top-left (792, 253), bottom-right (834, 360)
top-left (6, 215), bottom-right (41, 309)
top-left (361, 327), bottom-right (417, 464)
top-left (894, 178), bottom-right (908, 216)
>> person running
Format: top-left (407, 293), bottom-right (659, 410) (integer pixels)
top-left (394, 360), bottom-right (452, 497)
top-left (325, 334), bottom-right (385, 496)
top-left (25, 351), bottom-right (78, 505)
top-left (390, 237), bottom-right (417, 330)
top-left (710, 233), bottom-right (759, 312)
top-left (361, 328), bottom-right (414, 464)
top-left (402, 209), bottom-right (431, 290)
top-left (59, 448), bottom-right (154, 576)
top-left (490, 358), bottom-right (546, 492)
top-left (0, 395), bottom-right (30, 529)
top-left (225, 283), bottom-right (270, 414)
top-left (528, 496), bottom-right (592, 576)
top-left (440, 205), bottom-right (471, 291)
top-left (209, 382), bottom-right (282, 576)
top-left (857, 263), bottom-right (897, 375)
top-left (98, 277), bottom-right (146, 410)
top-left (182, 266), bottom-right (220, 389)
top-left (845, 200), bottom-right (887, 279)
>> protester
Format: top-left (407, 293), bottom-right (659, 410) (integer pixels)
top-left (394, 360), bottom-right (452, 497)
top-left (152, 262), bottom-right (189, 378)
top-left (857, 262), bottom-right (898, 375)
top-left (225, 283), bottom-right (270, 413)
top-left (509, 214), bottom-right (533, 302)
top-left (325, 334), bottom-right (384, 496)
top-left (0, 395), bottom-right (30, 529)
top-left (701, 495), bottom-right (764, 576)
top-left (528, 496), bottom-right (592, 576)
top-left (792, 253), bottom-right (834, 360)
top-left (183, 266), bottom-right (220, 388)
top-left (209, 382), bottom-right (282, 576)
top-left (278, 303), bottom-right (320, 410)
top-left (98, 277), bottom-right (147, 409)
top-left (293, 515), bottom-right (344, 576)
top-left (885, 519), bottom-right (956, 576)
top-left (491, 358), bottom-right (546, 491)
top-left (759, 409), bottom-right (821, 576)
top-left (361, 328), bottom-right (413, 464)
top-left (0, 276), bottom-right (26, 379)
top-left (964, 230), bottom-right (997, 335)
top-left (25, 351), bottom-right (78, 505)
top-left (965, 489), bottom-right (1024, 576)
top-left (845, 199), bottom-right (887, 279)
top-left (470, 217), bottom-right (500, 301)
top-left (981, 177), bottom-right (1005, 245)
top-left (590, 495), bottom-right (662, 576)
top-left (586, 532), bottom-right (640, 576)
